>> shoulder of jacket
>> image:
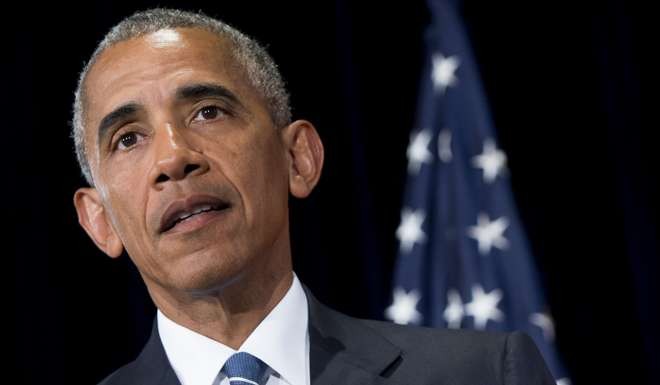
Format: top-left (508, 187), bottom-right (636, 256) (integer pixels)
top-left (360, 317), bottom-right (509, 345)
top-left (96, 360), bottom-right (139, 385)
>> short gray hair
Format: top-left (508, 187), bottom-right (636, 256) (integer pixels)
top-left (71, 8), bottom-right (292, 186)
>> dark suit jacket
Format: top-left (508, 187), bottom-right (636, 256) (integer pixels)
top-left (98, 286), bottom-right (556, 385)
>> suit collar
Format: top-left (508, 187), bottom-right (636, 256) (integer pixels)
top-left (303, 285), bottom-right (404, 385)
top-left (130, 284), bottom-right (403, 385)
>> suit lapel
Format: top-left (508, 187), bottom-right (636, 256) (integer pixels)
top-left (129, 285), bottom-right (406, 385)
top-left (304, 286), bottom-right (406, 385)
top-left (127, 319), bottom-right (182, 385)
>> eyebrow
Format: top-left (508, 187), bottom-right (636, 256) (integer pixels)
top-left (174, 82), bottom-right (242, 107)
top-left (96, 83), bottom-right (244, 149)
top-left (97, 102), bottom-right (141, 148)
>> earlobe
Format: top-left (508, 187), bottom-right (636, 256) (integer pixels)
top-left (73, 187), bottom-right (124, 258)
top-left (283, 120), bottom-right (325, 198)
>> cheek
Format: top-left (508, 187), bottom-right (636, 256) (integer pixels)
top-left (105, 186), bottom-right (149, 250)
top-left (105, 149), bottom-right (152, 184)
top-left (97, 149), bottom-right (154, 243)
top-left (219, 131), bottom-right (288, 229)
top-left (246, 134), bottom-right (289, 222)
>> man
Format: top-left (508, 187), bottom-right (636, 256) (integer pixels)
top-left (71, 8), bottom-right (555, 385)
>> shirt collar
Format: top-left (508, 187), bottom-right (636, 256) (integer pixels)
top-left (240, 273), bottom-right (309, 385)
top-left (157, 273), bottom-right (309, 385)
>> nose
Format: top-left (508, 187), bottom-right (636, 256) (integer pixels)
top-left (149, 123), bottom-right (209, 189)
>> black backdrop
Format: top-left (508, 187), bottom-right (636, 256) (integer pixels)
top-left (10, 1), bottom-right (656, 385)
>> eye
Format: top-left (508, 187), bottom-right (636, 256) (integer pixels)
top-left (192, 105), bottom-right (226, 122)
top-left (116, 132), bottom-right (142, 151)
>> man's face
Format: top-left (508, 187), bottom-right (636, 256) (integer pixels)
top-left (80, 28), bottom-right (294, 294)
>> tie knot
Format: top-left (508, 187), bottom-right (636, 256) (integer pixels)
top-left (222, 352), bottom-right (270, 385)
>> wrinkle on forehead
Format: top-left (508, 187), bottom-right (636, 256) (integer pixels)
top-left (87, 28), bottom-right (242, 113)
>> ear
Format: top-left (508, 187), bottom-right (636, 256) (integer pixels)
top-left (73, 187), bottom-right (124, 258)
top-left (281, 120), bottom-right (325, 198)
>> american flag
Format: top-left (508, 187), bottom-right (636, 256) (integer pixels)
top-left (385, 1), bottom-right (569, 383)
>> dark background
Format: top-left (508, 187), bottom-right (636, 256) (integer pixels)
top-left (10, 1), bottom-right (656, 384)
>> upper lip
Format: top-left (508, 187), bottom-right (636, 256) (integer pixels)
top-left (158, 194), bottom-right (231, 233)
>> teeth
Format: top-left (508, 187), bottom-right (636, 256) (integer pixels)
top-left (192, 205), bottom-right (213, 215)
top-left (177, 204), bottom-right (215, 221)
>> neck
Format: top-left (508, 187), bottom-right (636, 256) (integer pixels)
top-left (152, 267), bottom-right (294, 349)
top-left (146, 226), bottom-right (295, 349)
top-left (143, 209), bottom-right (297, 349)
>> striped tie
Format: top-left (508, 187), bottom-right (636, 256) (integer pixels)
top-left (222, 352), bottom-right (270, 385)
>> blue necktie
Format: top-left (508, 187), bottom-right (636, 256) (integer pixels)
top-left (222, 352), bottom-right (270, 385)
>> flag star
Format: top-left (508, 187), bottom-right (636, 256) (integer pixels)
top-left (443, 289), bottom-right (464, 329)
top-left (556, 378), bottom-right (571, 385)
top-left (472, 139), bottom-right (507, 183)
top-left (396, 208), bottom-right (426, 253)
top-left (530, 312), bottom-right (556, 341)
top-left (432, 53), bottom-right (460, 94)
top-left (468, 213), bottom-right (510, 256)
top-left (465, 285), bottom-right (504, 329)
top-left (437, 129), bottom-right (453, 162)
top-left (407, 129), bottom-right (433, 174)
top-left (385, 288), bottom-right (423, 325)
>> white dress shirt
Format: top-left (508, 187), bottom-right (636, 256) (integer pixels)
top-left (157, 273), bottom-right (310, 385)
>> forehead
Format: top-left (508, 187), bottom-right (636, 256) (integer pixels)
top-left (83, 27), bottom-right (250, 128)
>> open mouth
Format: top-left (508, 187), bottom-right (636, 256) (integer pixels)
top-left (159, 197), bottom-right (232, 234)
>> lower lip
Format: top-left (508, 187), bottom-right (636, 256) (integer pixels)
top-left (163, 208), bottom-right (230, 235)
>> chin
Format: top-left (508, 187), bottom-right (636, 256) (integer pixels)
top-left (167, 254), bottom-right (246, 295)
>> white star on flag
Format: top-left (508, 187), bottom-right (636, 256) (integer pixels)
top-left (432, 53), bottom-right (460, 94)
top-left (472, 139), bottom-right (507, 183)
top-left (407, 129), bottom-right (433, 174)
top-left (443, 289), bottom-right (464, 329)
top-left (465, 285), bottom-right (504, 329)
top-left (385, 288), bottom-right (423, 325)
top-left (468, 213), bottom-right (510, 255)
top-left (396, 208), bottom-right (426, 253)
top-left (530, 312), bottom-right (556, 341)
top-left (438, 129), bottom-right (453, 162)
